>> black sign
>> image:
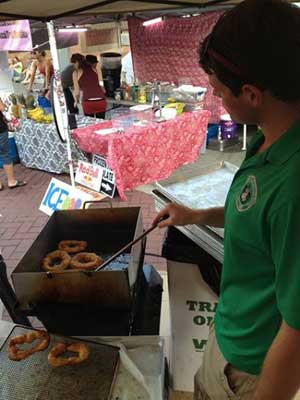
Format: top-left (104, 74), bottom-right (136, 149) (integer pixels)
top-left (93, 154), bottom-right (107, 169)
top-left (102, 167), bottom-right (115, 184)
top-left (100, 178), bottom-right (116, 198)
top-left (93, 156), bottom-right (116, 197)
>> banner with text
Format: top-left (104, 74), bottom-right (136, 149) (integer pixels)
top-left (0, 20), bottom-right (32, 51)
top-left (39, 178), bottom-right (93, 216)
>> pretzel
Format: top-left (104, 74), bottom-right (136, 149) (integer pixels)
top-left (58, 240), bottom-right (87, 254)
top-left (8, 330), bottom-right (50, 361)
top-left (69, 252), bottom-right (103, 271)
top-left (42, 250), bottom-right (71, 272)
top-left (48, 342), bottom-right (90, 367)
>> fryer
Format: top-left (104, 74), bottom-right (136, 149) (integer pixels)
top-left (11, 207), bottom-right (144, 310)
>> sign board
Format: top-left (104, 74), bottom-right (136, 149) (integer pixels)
top-left (92, 154), bottom-right (107, 168)
top-left (0, 20), bottom-right (32, 51)
top-left (75, 160), bottom-right (103, 192)
top-left (93, 154), bottom-right (116, 198)
top-left (39, 178), bottom-right (93, 216)
top-left (100, 175), bottom-right (116, 198)
top-left (167, 260), bottom-right (218, 392)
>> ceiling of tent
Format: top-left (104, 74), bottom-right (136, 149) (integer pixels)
top-left (0, 0), bottom-right (298, 23)
top-left (0, 0), bottom-right (287, 22)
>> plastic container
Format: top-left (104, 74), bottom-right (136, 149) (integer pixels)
top-left (220, 114), bottom-right (237, 140)
top-left (138, 85), bottom-right (146, 104)
top-left (101, 53), bottom-right (122, 98)
top-left (100, 52), bottom-right (122, 69)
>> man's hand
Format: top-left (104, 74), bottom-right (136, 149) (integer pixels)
top-left (153, 203), bottom-right (199, 228)
top-left (153, 204), bottom-right (225, 229)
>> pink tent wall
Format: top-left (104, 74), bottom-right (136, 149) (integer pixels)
top-left (128, 12), bottom-right (226, 122)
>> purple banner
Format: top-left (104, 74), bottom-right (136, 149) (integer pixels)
top-left (0, 20), bottom-right (32, 51)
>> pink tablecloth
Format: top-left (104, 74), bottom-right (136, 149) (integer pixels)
top-left (72, 110), bottom-right (210, 199)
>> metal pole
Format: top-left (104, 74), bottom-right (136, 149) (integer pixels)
top-left (242, 124), bottom-right (247, 151)
top-left (116, 20), bottom-right (122, 50)
top-left (47, 20), bottom-right (76, 187)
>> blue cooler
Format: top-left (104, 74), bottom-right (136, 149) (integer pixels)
top-left (220, 114), bottom-right (237, 140)
top-left (206, 123), bottom-right (219, 145)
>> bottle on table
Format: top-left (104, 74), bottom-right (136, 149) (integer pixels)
top-left (138, 85), bottom-right (146, 104)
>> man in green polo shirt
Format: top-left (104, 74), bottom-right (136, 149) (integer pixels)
top-left (154, 0), bottom-right (300, 398)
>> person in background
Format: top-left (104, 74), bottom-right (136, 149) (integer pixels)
top-left (11, 57), bottom-right (23, 82)
top-left (154, 1), bottom-right (300, 399)
top-left (28, 50), bottom-right (54, 91)
top-left (72, 54), bottom-right (106, 119)
top-left (61, 53), bottom-right (84, 114)
top-left (21, 56), bottom-right (35, 85)
top-left (0, 98), bottom-right (26, 190)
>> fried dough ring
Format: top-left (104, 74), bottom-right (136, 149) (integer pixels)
top-left (48, 342), bottom-right (90, 367)
top-left (42, 250), bottom-right (71, 272)
top-left (8, 330), bottom-right (50, 361)
top-left (58, 240), bottom-right (87, 254)
top-left (69, 252), bottom-right (103, 271)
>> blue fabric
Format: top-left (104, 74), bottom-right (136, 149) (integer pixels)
top-left (0, 131), bottom-right (12, 165)
top-left (38, 96), bottom-right (52, 109)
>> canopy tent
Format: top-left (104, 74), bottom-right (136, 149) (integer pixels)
top-left (0, 0), bottom-right (297, 22)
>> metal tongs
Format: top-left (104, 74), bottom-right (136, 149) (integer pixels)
top-left (95, 216), bottom-right (166, 272)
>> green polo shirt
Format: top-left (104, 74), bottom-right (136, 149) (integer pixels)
top-left (215, 121), bottom-right (300, 375)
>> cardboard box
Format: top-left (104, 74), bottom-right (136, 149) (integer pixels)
top-left (168, 260), bottom-right (218, 392)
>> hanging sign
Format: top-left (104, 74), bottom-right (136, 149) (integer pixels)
top-left (0, 20), bottom-right (33, 51)
top-left (40, 178), bottom-right (93, 216)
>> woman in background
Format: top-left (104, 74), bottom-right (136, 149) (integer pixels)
top-left (72, 54), bottom-right (106, 119)
top-left (21, 56), bottom-right (35, 85)
top-left (28, 51), bottom-right (54, 91)
top-left (11, 57), bottom-right (23, 81)
top-left (61, 53), bottom-right (84, 114)
top-left (0, 98), bottom-right (26, 190)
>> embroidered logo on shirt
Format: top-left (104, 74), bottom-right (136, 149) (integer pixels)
top-left (236, 175), bottom-right (257, 212)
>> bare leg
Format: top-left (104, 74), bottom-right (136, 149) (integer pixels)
top-left (3, 163), bottom-right (16, 186)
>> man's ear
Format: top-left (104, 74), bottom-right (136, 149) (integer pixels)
top-left (241, 84), bottom-right (263, 108)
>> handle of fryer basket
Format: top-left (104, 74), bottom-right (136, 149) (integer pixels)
top-left (83, 199), bottom-right (113, 210)
top-left (95, 216), bottom-right (166, 272)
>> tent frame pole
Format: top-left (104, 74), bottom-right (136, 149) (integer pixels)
top-left (47, 20), bottom-right (76, 187)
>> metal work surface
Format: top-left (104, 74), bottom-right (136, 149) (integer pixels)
top-left (0, 326), bottom-right (119, 400)
top-left (153, 191), bottom-right (224, 262)
top-left (156, 161), bottom-right (238, 212)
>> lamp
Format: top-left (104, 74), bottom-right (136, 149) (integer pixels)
top-left (142, 17), bottom-right (163, 27)
top-left (58, 27), bottom-right (87, 33)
